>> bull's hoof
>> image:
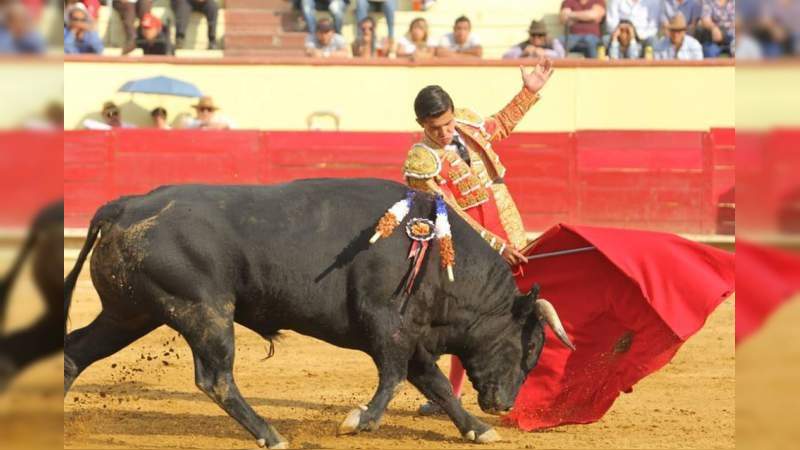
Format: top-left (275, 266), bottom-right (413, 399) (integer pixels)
top-left (476, 428), bottom-right (502, 443)
top-left (337, 405), bottom-right (367, 435)
top-left (256, 437), bottom-right (290, 449)
top-left (463, 428), bottom-right (501, 444)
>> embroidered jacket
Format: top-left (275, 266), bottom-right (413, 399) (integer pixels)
top-left (402, 87), bottom-right (539, 251)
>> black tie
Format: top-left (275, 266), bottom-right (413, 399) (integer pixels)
top-left (451, 137), bottom-right (470, 164)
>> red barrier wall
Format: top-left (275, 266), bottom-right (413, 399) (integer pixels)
top-left (0, 132), bottom-right (63, 227)
top-left (63, 129), bottom-right (736, 234)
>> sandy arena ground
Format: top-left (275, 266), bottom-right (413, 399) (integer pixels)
top-left (61, 258), bottom-right (735, 450)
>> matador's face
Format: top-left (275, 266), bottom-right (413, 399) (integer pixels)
top-left (419, 109), bottom-right (456, 148)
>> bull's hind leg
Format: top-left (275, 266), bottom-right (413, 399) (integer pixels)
top-left (171, 303), bottom-right (289, 449)
top-left (0, 311), bottom-right (62, 392)
top-left (64, 311), bottom-right (160, 393)
top-left (407, 350), bottom-right (501, 444)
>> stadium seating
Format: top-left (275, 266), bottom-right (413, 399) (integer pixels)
top-left (92, 0), bottom-right (568, 59)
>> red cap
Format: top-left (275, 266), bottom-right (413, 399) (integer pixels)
top-left (140, 13), bottom-right (162, 30)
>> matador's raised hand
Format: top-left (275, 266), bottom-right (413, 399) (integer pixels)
top-left (520, 57), bottom-right (554, 94)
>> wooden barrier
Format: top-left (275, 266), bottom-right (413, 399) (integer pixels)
top-left (62, 129), bottom-right (739, 234)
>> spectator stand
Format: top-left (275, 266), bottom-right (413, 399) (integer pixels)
top-left (96, 0), bottom-right (227, 56)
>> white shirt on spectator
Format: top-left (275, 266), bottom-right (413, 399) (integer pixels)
top-left (654, 34), bottom-right (704, 60)
top-left (304, 33), bottom-right (348, 55)
top-left (438, 32), bottom-right (481, 52)
top-left (81, 119), bottom-right (136, 130)
top-left (396, 35), bottom-right (437, 54)
top-left (181, 116), bottom-right (237, 130)
top-left (606, 0), bottom-right (663, 40)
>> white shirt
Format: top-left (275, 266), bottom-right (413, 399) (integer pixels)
top-left (82, 119), bottom-right (135, 130)
top-left (438, 32), bottom-right (481, 51)
top-left (181, 116), bottom-right (237, 130)
top-left (606, 0), bottom-right (663, 40)
top-left (396, 35), bottom-right (437, 54)
top-left (654, 34), bottom-right (704, 60)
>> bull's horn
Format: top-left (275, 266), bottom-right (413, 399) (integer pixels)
top-left (535, 299), bottom-right (576, 351)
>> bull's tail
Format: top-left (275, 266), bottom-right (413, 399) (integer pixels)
top-left (0, 225), bottom-right (37, 333)
top-left (64, 202), bottom-right (124, 326)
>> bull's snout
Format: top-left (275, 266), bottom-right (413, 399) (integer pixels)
top-left (482, 406), bottom-right (514, 416)
top-left (477, 387), bottom-right (514, 415)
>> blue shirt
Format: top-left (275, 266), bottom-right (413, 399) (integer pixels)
top-left (0, 26), bottom-right (46, 54)
top-left (654, 34), bottom-right (704, 60)
top-left (64, 28), bottom-right (104, 54)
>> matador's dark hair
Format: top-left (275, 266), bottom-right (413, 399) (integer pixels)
top-left (414, 85), bottom-right (454, 120)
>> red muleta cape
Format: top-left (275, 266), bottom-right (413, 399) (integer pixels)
top-left (504, 224), bottom-right (735, 430)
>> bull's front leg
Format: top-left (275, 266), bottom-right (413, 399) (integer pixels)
top-left (407, 352), bottom-right (501, 443)
top-left (337, 354), bottom-right (407, 435)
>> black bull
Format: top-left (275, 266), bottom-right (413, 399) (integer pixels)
top-left (64, 179), bottom-right (573, 448)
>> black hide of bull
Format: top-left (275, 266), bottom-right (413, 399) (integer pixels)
top-left (63, 179), bottom-right (550, 448)
top-left (0, 201), bottom-right (64, 391)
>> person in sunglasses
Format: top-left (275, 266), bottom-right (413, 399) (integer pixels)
top-left (63, 5), bottom-right (103, 54)
top-left (502, 20), bottom-right (565, 59)
top-left (182, 96), bottom-right (236, 130)
top-left (82, 102), bottom-right (135, 130)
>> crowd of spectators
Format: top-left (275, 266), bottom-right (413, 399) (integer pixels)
top-left (81, 96), bottom-right (236, 130)
top-left (18, 0), bottom-right (789, 60)
top-left (60, 0), bottom-right (218, 55)
top-left (299, 0), bottom-right (800, 61)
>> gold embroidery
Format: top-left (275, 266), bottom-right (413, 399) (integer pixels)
top-left (491, 183), bottom-right (527, 249)
top-left (488, 88), bottom-right (540, 142)
top-left (454, 107), bottom-right (485, 129)
top-left (403, 145), bottom-right (441, 179)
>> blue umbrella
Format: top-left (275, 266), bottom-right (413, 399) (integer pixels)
top-left (118, 76), bottom-right (203, 98)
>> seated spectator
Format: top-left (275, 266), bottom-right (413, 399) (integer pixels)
top-left (352, 16), bottom-right (380, 57)
top-left (608, 19), bottom-right (643, 58)
top-left (696, 0), bottom-right (734, 57)
top-left (82, 102), bottom-right (135, 129)
top-left (23, 101), bottom-right (65, 130)
top-left (64, 5), bottom-right (104, 54)
top-left (735, 18), bottom-right (763, 60)
top-left (559, 0), bottom-right (606, 58)
top-left (298, 0), bottom-right (347, 35)
top-left (136, 12), bottom-right (173, 55)
top-left (503, 19), bottom-right (566, 59)
top-left (151, 107), bottom-right (170, 129)
top-left (171, 0), bottom-right (218, 50)
top-left (435, 15), bottom-right (482, 58)
top-left (113, 0), bottom-right (151, 55)
top-left (182, 96), bottom-right (236, 129)
top-left (660, 0), bottom-right (701, 35)
top-left (654, 13), bottom-right (703, 59)
top-left (608, 20), bottom-right (642, 59)
top-left (606, 0), bottom-right (661, 48)
top-left (305, 18), bottom-right (350, 57)
top-left (395, 17), bottom-right (436, 59)
top-left (355, 0), bottom-right (396, 46)
top-left (0, 1), bottom-right (46, 54)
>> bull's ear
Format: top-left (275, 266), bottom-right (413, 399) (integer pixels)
top-left (512, 284), bottom-right (540, 320)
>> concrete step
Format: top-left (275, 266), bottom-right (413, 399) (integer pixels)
top-left (225, 9), bottom-right (283, 27)
top-left (224, 31), bottom-right (306, 49)
top-left (223, 47), bottom-right (307, 57)
top-left (225, 0), bottom-right (291, 10)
